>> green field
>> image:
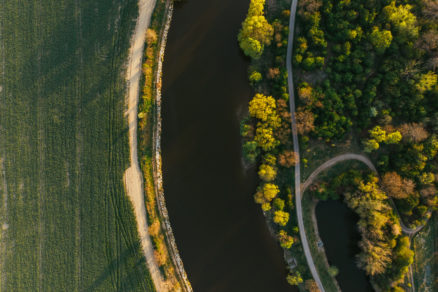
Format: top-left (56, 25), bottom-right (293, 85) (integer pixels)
top-left (0, 1), bottom-right (154, 291)
top-left (413, 214), bottom-right (437, 292)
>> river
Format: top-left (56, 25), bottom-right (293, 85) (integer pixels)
top-left (316, 200), bottom-right (373, 292)
top-left (161, 0), bottom-right (295, 291)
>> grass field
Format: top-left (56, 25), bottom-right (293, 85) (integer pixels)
top-left (0, 1), bottom-right (154, 291)
top-left (413, 214), bottom-right (437, 292)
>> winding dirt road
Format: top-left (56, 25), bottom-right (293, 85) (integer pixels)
top-left (123, 0), bottom-right (166, 291)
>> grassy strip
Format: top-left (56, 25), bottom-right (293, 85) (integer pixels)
top-left (413, 214), bottom-right (437, 291)
top-left (0, 1), bottom-right (153, 291)
top-left (137, 0), bottom-right (189, 290)
top-left (302, 195), bottom-right (340, 292)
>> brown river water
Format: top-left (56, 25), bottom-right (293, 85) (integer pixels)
top-left (161, 0), bottom-right (296, 291)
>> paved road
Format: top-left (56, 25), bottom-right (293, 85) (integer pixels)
top-left (285, 0), bottom-right (325, 291)
top-left (301, 154), bottom-right (376, 192)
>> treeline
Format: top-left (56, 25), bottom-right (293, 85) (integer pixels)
top-left (239, 0), bottom-right (310, 286)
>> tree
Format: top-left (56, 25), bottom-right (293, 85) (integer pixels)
top-left (364, 139), bottom-right (379, 153)
top-left (369, 126), bottom-right (387, 143)
top-left (304, 279), bottom-right (320, 292)
top-left (255, 124), bottom-right (279, 151)
top-left (398, 123), bottom-right (429, 143)
top-left (357, 240), bottom-right (392, 275)
top-left (254, 183), bottom-right (280, 204)
top-left (370, 27), bottom-right (393, 53)
top-left (383, 2), bottom-right (419, 39)
top-left (273, 198), bottom-right (285, 210)
top-left (278, 150), bottom-right (298, 168)
top-left (423, 0), bottom-right (438, 20)
top-left (258, 164), bottom-right (277, 181)
top-left (416, 30), bottom-right (438, 52)
top-left (286, 271), bottom-right (303, 286)
top-left (278, 230), bottom-right (294, 248)
top-left (386, 131), bottom-right (402, 144)
top-left (248, 94), bottom-right (280, 128)
top-left (249, 71), bottom-right (262, 83)
top-left (298, 83), bottom-right (313, 105)
top-left (328, 266), bottom-right (339, 277)
top-left (419, 172), bottom-right (435, 185)
top-left (417, 71), bottom-right (437, 93)
top-left (426, 57), bottom-right (438, 71)
top-left (238, 0), bottom-right (274, 59)
top-left (239, 37), bottom-right (263, 59)
top-left (267, 67), bottom-right (280, 79)
top-left (146, 29), bottom-right (157, 45)
top-left (243, 141), bottom-right (259, 163)
top-left (296, 109), bottom-right (315, 134)
top-left (381, 172), bottom-right (415, 199)
top-left (273, 210), bottom-right (290, 226)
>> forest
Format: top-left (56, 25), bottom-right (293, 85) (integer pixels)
top-left (239, 0), bottom-right (437, 291)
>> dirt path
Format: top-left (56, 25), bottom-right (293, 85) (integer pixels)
top-left (123, 0), bottom-right (166, 291)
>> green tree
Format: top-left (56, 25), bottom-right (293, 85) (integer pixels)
top-left (249, 70), bottom-right (262, 83)
top-left (370, 27), bottom-right (393, 53)
top-left (273, 198), bottom-right (285, 210)
top-left (243, 141), bottom-right (259, 163)
top-left (328, 266), bottom-right (339, 277)
top-left (364, 139), bottom-right (379, 153)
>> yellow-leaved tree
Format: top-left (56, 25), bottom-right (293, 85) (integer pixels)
top-left (238, 0), bottom-right (274, 59)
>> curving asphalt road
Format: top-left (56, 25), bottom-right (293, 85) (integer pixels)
top-left (285, 0), bottom-right (326, 291)
top-left (301, 154), bottom-right (376, 193)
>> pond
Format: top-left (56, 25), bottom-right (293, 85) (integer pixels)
top-left (161, 0), bottom-right (295, 291)
top-left (316, 200), bottom-right (374, 292)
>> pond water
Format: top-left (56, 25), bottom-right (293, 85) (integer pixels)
top-left (316, 200), bottom-right (374, 292)
top-left (161, 0), bottom-right (296, 291)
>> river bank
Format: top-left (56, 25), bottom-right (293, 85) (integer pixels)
top-left (136, 0), bottom-right (192, 291)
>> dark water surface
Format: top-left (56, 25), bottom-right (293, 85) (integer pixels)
top-left (161, 0), bottom-right (295, 291)
top-left (316, 200), bottom-right (374, 292)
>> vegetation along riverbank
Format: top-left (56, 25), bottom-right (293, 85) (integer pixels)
top-left (240, 0), bottom-right (437, 291)
top-left (137, 0), bottom-right (192, 291)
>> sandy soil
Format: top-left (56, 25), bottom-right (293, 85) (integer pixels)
top-left (123, 0), bottom-right (167, 291)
